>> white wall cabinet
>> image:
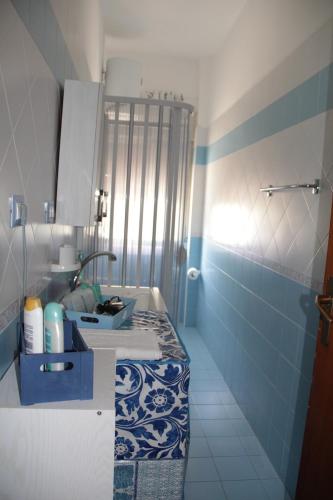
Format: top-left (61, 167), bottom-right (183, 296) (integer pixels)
top-left (56, 80), bottom-right (104, 227)
top-left (0, 350), bottom-right (115, 500)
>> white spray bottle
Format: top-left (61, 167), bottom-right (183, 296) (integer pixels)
top-left (24, 297), bottom-right (44, 353)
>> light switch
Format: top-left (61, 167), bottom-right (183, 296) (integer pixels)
top-left (9, 195), bottom-right (27, 228)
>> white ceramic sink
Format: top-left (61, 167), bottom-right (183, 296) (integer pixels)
top-left (99, 286), bottom-right (167, 313)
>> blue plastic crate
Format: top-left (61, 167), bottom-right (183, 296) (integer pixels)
top-left (19, 320), bottom-right (93, 405)
top-left (65, 296), bottom-right (136, 329)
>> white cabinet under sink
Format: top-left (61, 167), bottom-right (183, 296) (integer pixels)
top-left (56, 80), bottom-right (104, 227)
top-left (0, 350), bottom-right (116, 500)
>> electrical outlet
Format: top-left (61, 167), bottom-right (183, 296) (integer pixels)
top-left (9, 194), bottom-right (26, 228)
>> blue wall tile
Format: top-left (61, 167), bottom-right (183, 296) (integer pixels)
top-left (196, 62), bottom-right (333, 166)
top-left (196, 241), bottom-right (318, 497)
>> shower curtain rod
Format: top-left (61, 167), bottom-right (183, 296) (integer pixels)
top-left (104, 94), bottom-right (194, 112)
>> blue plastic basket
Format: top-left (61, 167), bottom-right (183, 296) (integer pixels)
top-left (65, 295), bottom-right (136, 329)
top-left (19, 320), bottom-right (93, 405)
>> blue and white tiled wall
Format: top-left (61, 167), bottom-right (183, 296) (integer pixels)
top-left (0, 0), bottom-right (78, 378)
top-left (191, 18), bottom-right (333, 498)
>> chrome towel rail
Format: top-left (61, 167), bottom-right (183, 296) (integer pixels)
top-left (260, 179), bottom-right (320, 197)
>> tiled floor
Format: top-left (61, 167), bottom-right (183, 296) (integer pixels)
top-left (179, 327), bottom-right (292, 500)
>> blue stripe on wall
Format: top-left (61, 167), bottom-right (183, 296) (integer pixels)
top-left (196, 239), bottom-right (318, 497)
top-left (195, 146), bottom-right (208, 166)
top-left (196, 62), bottom-right (333, 165)
top-left (11, 0), bottom-right (77, 84)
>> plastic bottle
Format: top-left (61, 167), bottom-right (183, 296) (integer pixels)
top-left (44, 303), bottom-right (64, 371)
top-left (24, 297), bottom-right (44, 354)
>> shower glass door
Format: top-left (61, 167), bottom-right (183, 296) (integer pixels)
top-left (97, 97), bottom-right (193, 323)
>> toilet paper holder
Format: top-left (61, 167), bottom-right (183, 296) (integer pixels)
top-left (187, 267), bottom-right (201, 280)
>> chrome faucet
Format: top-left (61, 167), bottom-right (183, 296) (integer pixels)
top-left (71, 251), bottom-right (117, 291)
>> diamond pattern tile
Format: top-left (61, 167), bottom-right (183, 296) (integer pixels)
top-left (0, 0), bottom-right (76, 326)
top-left (204, 108), bottom-right (333, 291)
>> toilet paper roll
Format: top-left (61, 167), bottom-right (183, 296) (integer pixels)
top-left (59, 245), bottom-right (76, 267)
top-left (187, 267), bottom-right (201, 281)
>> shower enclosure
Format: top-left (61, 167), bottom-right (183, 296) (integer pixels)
top-left (96, 96), bottom-right (194, 323)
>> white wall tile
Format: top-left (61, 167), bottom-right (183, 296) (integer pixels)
top-left (0, 0), bottom-right (76, 318)
top-left (0, 139), bottom-right (25, 236)
top-left (0, 1), bottom-right (29, 129)
top-left (0, 70), bottom-right (12, 167)
top-left (203, 111), bottom-right (332, 289)
top-left (13, 99), bottom-right (38, 184)
top-left (0, 252), bottom-right (21, 313)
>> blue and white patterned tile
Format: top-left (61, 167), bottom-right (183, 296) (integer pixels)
top-left (115, 360), bottom-right (189, 460)
top-left (136, 459), bottom-right (185, 500)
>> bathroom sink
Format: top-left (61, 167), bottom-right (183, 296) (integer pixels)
top-left (99, 286), bottom-right (167, 313)
top-left (78, 328), bottom-right (162, 361)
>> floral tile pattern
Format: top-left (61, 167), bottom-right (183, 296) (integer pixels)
top-left (115, 361), bottom-right (190, 460)
top-left (115, 311), bottom-right (190, 461)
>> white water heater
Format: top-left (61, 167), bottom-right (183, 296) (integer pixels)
top-left (105, 57), bottom-right (142, 97)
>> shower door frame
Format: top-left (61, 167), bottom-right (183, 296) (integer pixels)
top-left (100, 95), bottom-right (194, 324)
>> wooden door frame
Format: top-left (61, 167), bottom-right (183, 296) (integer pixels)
top-left (296, 197), bottom-right (333, 499)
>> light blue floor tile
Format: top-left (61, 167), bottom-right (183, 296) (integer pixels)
top-left (231, 418), bottom-right (255, 437)
top-left (182, 326), bottom-right (282, 499)
top-left (192, 404), bottom-right (229, 420)
top-left (261, 478), bottom-right (292, 500)
top-left (250, 455), bottom-right (278, 479)
top-left (184, 481), bottom-right (227, 500)
top-left (189, 437), bottom-right (211, 458)
top-left (189, 354), bottom-right (216, 365)
top-left (190, 360), bottom-right (220, 371)
top-left (219, 391), bottom-right (236, 404)
top-left (225, 404), bottom-right (244, 419)
top-left (190, 405), bottom-right (202, 419)
top-left (191, 391), bottom-right (226, 405)
top-left (201, 419), bottom-right (237, 437)
top-left (223, 480), bottom-right (270, 500)
top-left (186, 457), bottom-right (219, 482)
top-left (190, 420), bottom-right (205, 437)
top-left (190, 379), bottom-right (228, 392)
top-left (214, 456), bottom-right (258, 480)
top-left (207, 436), bottom-right (245, 457)
top-left (240, 436), bottom-right (265, 455)
top-left (190, 369), bottom-right (224, 380)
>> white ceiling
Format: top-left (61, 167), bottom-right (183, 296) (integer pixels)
top-left (101, 0), bottom-right (247, 59)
